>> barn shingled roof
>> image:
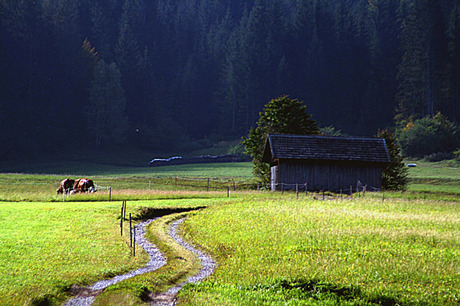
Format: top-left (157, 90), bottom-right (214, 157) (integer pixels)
top-left (262, 134), bottom-right (390, 163)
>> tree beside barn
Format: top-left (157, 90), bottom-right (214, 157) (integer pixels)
top-left (242, 96), bottom-right (319, 186)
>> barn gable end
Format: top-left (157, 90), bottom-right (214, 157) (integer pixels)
top-left (262, 134), bottom-right (390, 191)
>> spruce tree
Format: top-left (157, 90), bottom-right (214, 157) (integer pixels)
top-left (377, 129), bottom-right (408, 191)
top-left (88, 60), bottom-right (128, 146)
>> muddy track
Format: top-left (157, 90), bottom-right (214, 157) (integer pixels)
top-left (64, 217), bottom-right (215, 306)
top-left (150, 219), bottom-right (216, 305)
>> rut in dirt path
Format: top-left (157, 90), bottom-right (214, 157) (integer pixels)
top-left (150, 218), bottom-right (216, 306)
top-left (64, 218), bottom-right (166, 306)
top-left (64, 216), bottom-right (216, 306)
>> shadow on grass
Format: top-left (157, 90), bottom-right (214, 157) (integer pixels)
top-left (131, 206), bottom-right (207, 221)
top-left (249, 278), bottom-right (401, 306)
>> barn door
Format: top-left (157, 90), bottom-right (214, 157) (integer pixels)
top-left (271, 165), bottom-right (278, 191)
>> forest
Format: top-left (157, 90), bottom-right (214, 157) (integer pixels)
top-left (1, 0), bottom-right (460, 158)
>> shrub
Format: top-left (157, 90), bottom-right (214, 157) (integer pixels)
top-left (454, 149), bottom-right (460, 161)
top-left (397, 113), bottom-right (460, 158)
top-left (423, 152), bottom-right (454, 162)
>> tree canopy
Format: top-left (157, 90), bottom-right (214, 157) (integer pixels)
top-left (1, 0), bottom-right (459, 157)
top-left (242, 96), bottom-right (319, 185)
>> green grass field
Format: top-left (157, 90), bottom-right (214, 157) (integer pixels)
top-left (405, 160), bottom-right (460, 196)
top-left (181, 195), bottom-right (459, 305)
top-left (0, 160), bottom-right (458, 305)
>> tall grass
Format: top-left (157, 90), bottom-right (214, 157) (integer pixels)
top-left (0, 164), bottom-right (254, 202)
top-left (0, 199), bottom-right (206, 305)
top-left (181, 195), bottom-right (460, 305)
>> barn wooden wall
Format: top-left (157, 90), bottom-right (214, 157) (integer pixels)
top-left (274, 160), bottom-right (383, 191)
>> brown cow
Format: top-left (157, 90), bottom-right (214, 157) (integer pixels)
top-left (73, 178), bottom-right (95, 193)
top-left (56, 178), bottom-right (75, 194)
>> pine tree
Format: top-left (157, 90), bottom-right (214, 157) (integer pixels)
top-left (88, 60), bottom-right (128, 146)
top-left (396, 0), bottom-right (448, 122)
top-left (377, 129), bottom-right (408, 191)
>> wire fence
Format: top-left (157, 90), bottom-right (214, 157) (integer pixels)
top-left (1, 176), bottom-right (386, 201)
top-left (59, 184), bottom-right (112, 201)
top-left (146, 176), bottom-right (259, 192)
top-left (143, 177), bottom-right (386, 201)
top-left (272, 181), bottom-right (385, 200)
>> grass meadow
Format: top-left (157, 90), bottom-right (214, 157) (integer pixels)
top-left (0, 160), bottom-right (458, 305)
top-left (0, 199), bottom-right (211, 305)
top-left (181, 195), bottom-right (459, 305)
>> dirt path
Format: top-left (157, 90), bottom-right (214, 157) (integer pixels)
top-left (150, 218), bottom-right (216, 305)
top-left (64, 217), bottom-right (215, 306)
top-left (64, 218), bottom-right (166, 305)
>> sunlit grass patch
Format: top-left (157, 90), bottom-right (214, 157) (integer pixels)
top-left (181, 196), bottom-right (460, 304)
top-left (0, 199), bottom-right (211, 305)
top-left (0, 201), bottom-right (151, 305)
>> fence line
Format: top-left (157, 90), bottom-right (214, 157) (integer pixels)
top-left (270, 181), bottom-right (385, 201)
top-left (143, 176), bottom-right (385, 198)
top-left (272, 182), bottom-right (381, 193)
top-left (119, 201), bottom-right (136, 256)
top-left (145, 176), bottom-right (258, 196)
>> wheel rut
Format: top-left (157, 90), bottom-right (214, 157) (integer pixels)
top-left (149, 218), bottom-right (216, 305)
top-left (64, 216), bottom-right (215, 306)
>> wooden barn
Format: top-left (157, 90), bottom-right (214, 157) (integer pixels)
top-left (262, 134), bottom-right (390, 192)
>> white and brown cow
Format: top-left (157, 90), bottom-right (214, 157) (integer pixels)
top-left (72, 178), bottom-right (95, 193)
top-left (56, 178), bottom-right (75, 194)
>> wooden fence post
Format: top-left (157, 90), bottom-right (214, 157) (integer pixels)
top-left (109, 187), bottom-right (112, 202)
top-left (296, 184), bottom-right (299, 200)
top-left (129, 213), bottom-right (132, 247)
top-left (120, 206), bottom-right (123, 236)
top-left (133, 226), bottom-right (136, 256)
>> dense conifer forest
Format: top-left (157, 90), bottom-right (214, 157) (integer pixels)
top-left (1, 0), bottom-right (459, 158)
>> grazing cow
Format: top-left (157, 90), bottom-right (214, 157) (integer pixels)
top-left (56, 178), bottom-right (75, 194)
top-left (73, 178), bottom-right (95, 193)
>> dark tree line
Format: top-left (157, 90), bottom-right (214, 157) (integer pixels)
top-left (1, 0), bottom-right (459, 158)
